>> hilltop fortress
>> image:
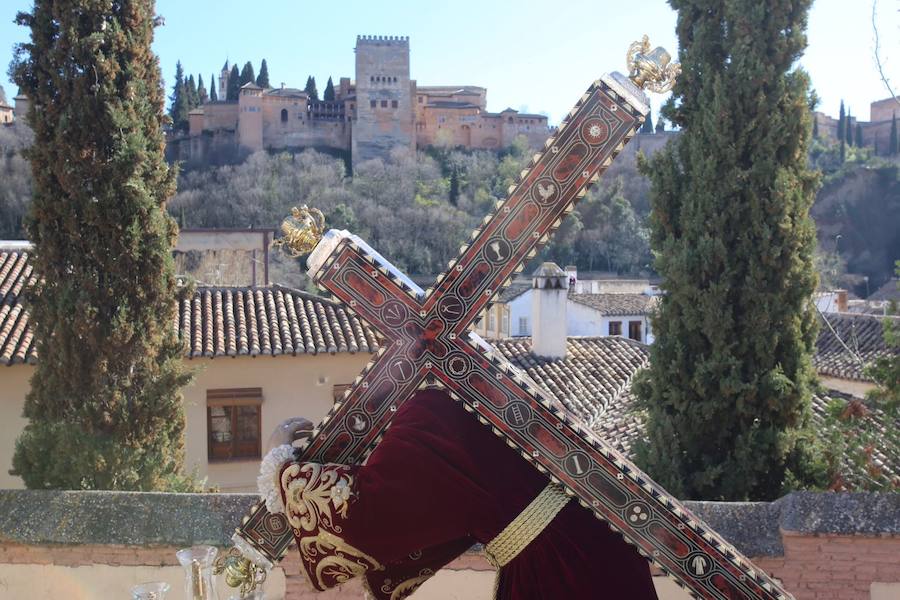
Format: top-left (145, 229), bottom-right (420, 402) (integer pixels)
top-left (179, 35), bottom-right (551, 166)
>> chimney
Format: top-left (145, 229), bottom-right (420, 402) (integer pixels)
top-left (531, 262), bottom-right (568, 360)
top-left (835, 289), bottom-right (848, 312)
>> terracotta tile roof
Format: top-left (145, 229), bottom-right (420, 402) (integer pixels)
top-left (815, 312), bottom-right (898, 382)
top-left (179, 285), bottom-right (379, 358)
top-left (868, 278), bottom-right (899, 303)
top-left (569, 293), bottom-right (660, 316)
top-left (492, 336), bottom-right (649, 426)
top-left (0, 249), bottom-right (378, 365)
top-left (588, 387), bottom-right (898, 487)
top-left (494, 333), bottom-right (898, 485)
top-left (0, 249), bottom-right (37, 366)
top-left (497, 283), bottom-right (530, 304)
top-left (809, 392), bottom-right (899, 489)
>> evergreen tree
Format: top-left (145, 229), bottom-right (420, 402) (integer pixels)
top-left (812, 117), bottom-right (819, 138)
top-left (890, 113), bottom-right (898, 155)
top-left (10, 0), bottom-right (193, 490)
top-left (655, 116), bottom-right (665, 133)
top-left (0, 83), bottom-right (7, 105)
top-left (197, 74), bottom-right (208, 104)
top-left (845, 110), bottom-right (853, 146)
top-left (226, 64), bottom-right (240, 101)
top-left (305, 76), bottom-right (319, 101)
top-left (837, 100), bottom-right (845, 143)
top-left (239, 61), bottom-right (255, 87)
top-left (635, 0), bottom-right (824, 500)
top-left (186, 74), bottom-right (198, 109)
top-left (168, 60), bottom-right (189, 132)
top-left (854, 123), bottom-right (863, 147)
top-left (641, 109), bottom-right (654, 133)
top-left (209, 74), bottom-right (218, 102)
top-left (256, 59), bottom-right (270, 88)
top-left (323, 76), bottom-right (335, 102)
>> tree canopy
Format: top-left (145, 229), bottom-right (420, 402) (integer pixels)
top-left (256, 59), bottom-right (270, 88)
top-left (634, 0), bottom-right (826, 500)
top-left (10, 0), bottom-right (193, 490)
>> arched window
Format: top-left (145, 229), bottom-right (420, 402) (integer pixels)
top-left (280, 109), bottom-right (288, 123)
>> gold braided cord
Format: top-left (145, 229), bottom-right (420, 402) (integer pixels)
top-left (484, 483), bottom-right (571, 598)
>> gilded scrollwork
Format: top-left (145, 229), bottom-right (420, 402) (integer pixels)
top-left (281, 462), bottom-right (355, 534)
top-left (299, 530), bottom-right (384, 590)
top-left (379, 569), bottom-right (436, 600)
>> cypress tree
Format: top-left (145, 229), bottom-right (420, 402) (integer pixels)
top-left (10, 0), bottom-right (192, 490)
top-left (186, 74), bottom-right (198, 109)
top-left (655, 116), bottom-right (665, 133)
top-left (256, 59), bottom-right (270, 88)
top-left (641, 109), bottom-right (654, 133)
top-left (854, 123), bottom-right (863, 147)
top-left (323, 76), bottom-right (335, 102)
top-left (837, 100), bottom-right (845, 143)
top-left (239, 61), bottom-right (255, 87)
top-left (845, 109), bottom-right (853, 146)
top-left (635, 0), bottom-right (823, 500)
top-left (305, 76), bottom-right (319, 102)
top-left (209, 74), bottom-right (218, 102)
top-left (168, 60), bottom-right (189, 132)
top-left (227, 64), bottom-right (240, 101)
top-left (812, 117), bottom-right (819, 138)
top-left (890, 113), bottom-right (898, 155)
top-left (197, 74), bottom-right (208, 104)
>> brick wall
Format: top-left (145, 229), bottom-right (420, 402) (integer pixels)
top-left (755, 533), bottom-right (900, 600)
top-left (0, 490), bottom-right (897, 600)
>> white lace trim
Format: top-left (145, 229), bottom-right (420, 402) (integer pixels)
top-left (258, 444), bottom-right (296, 514)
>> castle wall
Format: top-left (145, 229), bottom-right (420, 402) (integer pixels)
top-left (870, 97), bottom-right (898, 123)
top-left (202, 102), bottom-right (239, 131)
top-left (237, 87), bottom-right (264, 151)
top-left (194, 36), bottom-right (555, 161)
top-left (352, 35), bottom-right (416, 166)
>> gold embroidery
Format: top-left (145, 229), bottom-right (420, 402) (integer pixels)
top-left (299, 530), bottom-right (384, 589)
top-left (380, 569), bottom-right (435, 600)
top-left (282, 462), bottom-right (354, 533)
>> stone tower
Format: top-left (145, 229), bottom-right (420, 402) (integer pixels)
top-left (352, 35), bottom-right (415, 167)
top-left (219, 60), bottom-right (230, 101)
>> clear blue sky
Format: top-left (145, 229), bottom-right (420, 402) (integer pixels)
top-left (1, 0), bottom-right (897, 124)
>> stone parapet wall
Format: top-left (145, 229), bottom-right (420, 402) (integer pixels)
top-left (0, 490), bottom-right (897, 599)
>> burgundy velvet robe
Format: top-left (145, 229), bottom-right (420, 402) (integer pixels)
top-left (279, 389), bottom-right (658, 599)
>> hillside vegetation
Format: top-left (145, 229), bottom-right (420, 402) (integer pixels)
top-left (1, 124), bottom-right (897, 291)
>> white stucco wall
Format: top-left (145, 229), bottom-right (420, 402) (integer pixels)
top-left (507, 290), bottom-right (532, 337)
top-left (0, 365), bottom-right (33, 488)
top-left (0, 353), bottom-right (372, 492)
top-left (567, 301), bottom-right (653, 343)
top-left (183, 353), bottom-right (372, 491)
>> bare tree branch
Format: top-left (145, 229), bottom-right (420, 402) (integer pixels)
top-left (872, 0), bottom-right (900, 107)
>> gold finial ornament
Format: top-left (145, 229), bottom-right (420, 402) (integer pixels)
top-left (626, 35), bottom-right (681, 93)
top-left (272, 205), bottom-right (326, 257)
top-left (214, 547), bottom-right (268, 597)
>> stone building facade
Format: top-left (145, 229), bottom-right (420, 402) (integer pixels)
top-left (813, 97), bottom-right (899, 155)
top-left (185, 35), bottom-right (551, 166)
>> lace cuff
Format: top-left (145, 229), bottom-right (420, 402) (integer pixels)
top-left (257, 444), bottom-right (296, 514)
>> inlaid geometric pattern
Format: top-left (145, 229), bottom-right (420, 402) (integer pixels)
top-left (221, 74), bottom-right (793, 599)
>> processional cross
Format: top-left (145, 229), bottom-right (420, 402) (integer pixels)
top-left (223, 37), bottom-right (793, 600)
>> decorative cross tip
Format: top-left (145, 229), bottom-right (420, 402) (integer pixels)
top-left (626, 35), bottom-right (681, 93)
top-left (214, 547), bottom-right (268, 597)
top-left (273, 205), bottom-right (326, 257)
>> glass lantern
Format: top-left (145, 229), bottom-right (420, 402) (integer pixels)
top-left (176, 545), bottom-right (219, 600)
top-left (130, 582), bottom-right (170, 600)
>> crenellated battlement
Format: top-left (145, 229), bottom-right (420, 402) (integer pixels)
top-left (185, 34), bottom-right (550, 166)
top-left (356, 34), bottom-right (409, 46)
